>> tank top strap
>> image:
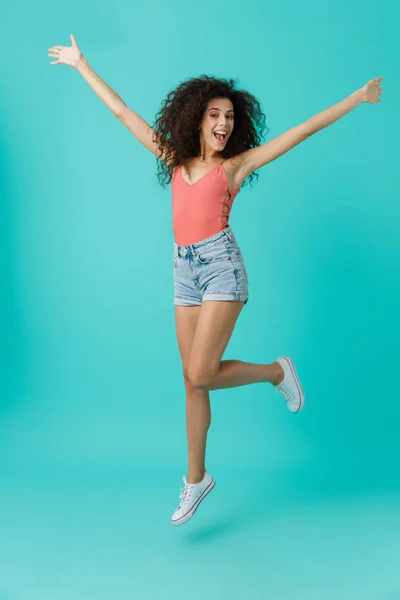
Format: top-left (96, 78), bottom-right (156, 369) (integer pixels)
top-left (219, 158), bottom-right (232, 172)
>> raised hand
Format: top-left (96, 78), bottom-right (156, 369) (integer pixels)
top-left (362, 77), bottom-right (383, 103)
top-left (48, 34), bottom-right (82, 69)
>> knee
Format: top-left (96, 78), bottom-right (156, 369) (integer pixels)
top-left (183, 367), bottom-right (198, 392)
top-left (187, 366), bottom-right (213, 390)
top-left (183, 372), bottom-right (196, 391)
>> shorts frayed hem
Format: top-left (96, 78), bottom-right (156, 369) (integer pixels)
top-left (174, 295), bottom-right (202, 307)
top-left (203, 293), bottom-right (248, 305)
top-left (174, 294), bottom-right (249, 307)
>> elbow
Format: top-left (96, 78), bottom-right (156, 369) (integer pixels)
top-left (115, 104), bottom-right (127, 121)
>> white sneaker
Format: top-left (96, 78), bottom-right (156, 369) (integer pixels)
top-left (171, 471), bottom-right (215, 527)
top-left (275, 356), bottom-right (305, 413)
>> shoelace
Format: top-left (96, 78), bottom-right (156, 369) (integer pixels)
top-left (179, 476), bottom-right (194, 507)
top-left (275, 381), bottom-right (296, 403)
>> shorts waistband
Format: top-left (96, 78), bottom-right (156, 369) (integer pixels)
top-left (174, 227), bottom-right (236, 257)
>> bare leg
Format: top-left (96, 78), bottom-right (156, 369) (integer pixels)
top-left (195, 359), bottom-right (285, 391)
top-left (188, 301), bottom-right (285, 392)
top-left (184, 362), bottom-right (284, 482)
top-left (176, 303), bottom-right (285, 484)
top-left (174, 306), bottom-right (212, 484)
top-left (185, 378), bottom-right (210, 483)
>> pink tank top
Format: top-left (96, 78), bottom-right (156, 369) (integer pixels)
top-left (171, 162), bottom-right (241, 246)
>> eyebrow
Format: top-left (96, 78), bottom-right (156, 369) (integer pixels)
top-left (209, 108), bottom-right (234, 113)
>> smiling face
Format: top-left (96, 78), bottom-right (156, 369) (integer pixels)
top-left (199, 97), bottom-right (234, 157)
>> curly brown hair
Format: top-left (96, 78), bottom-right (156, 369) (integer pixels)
top-left (151, 75), bottom-right (269, 188)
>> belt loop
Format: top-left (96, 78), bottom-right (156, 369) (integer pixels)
top-left (224, 228), bottom-right (233, 243)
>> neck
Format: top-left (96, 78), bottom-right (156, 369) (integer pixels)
top-left (199, 139), bottom-right (222, 164)
top-left (198, 152), bottom-right (222, 164)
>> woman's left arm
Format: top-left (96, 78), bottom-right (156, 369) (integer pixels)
top-left (236, 77), bottom-right (383, 181)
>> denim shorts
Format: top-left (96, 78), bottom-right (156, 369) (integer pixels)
top-left (173, 227), bottom-right (249, 306)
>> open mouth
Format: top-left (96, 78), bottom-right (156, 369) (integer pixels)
top-left (213, 131), bottom-right (227, 143)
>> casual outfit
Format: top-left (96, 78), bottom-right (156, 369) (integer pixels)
top-left (171, 161), bottom-right (248, 307)
top-left (170, 161), bottom-right (305, 526)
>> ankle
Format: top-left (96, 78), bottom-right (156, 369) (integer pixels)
top-left (187, 469), bottom-right (206, 484)
top-left (272, 362), bottom-right (285, 386)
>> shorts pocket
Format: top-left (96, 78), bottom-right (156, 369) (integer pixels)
top-left (196, 243), bottom-right (230, 265)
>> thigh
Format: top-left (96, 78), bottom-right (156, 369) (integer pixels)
top-left (188, 300), bottom-right (245, 383)
top-left (174, 305), bottom-right (202, 379)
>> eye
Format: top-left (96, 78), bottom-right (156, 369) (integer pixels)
top-left (210, 113), bottom-right (234, 119)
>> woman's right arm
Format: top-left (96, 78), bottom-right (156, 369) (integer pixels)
top-left (76, 56), bottom-right (161, 156)
top-left (48, 35), bottom-right (165, 159)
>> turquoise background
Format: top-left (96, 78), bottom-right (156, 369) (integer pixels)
top-left (1, 0), bottom-right (399, 598)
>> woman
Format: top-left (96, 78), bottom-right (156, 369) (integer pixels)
top-left (48, 35), bottom-right (383, 527)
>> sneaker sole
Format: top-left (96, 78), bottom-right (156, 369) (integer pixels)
top-left (171, 478), bottom-right (216, 526)
top-left (281, 356), bottom-right (305, 413)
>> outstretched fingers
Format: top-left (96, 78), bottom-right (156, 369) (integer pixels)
top-left (48, 47), bottom-right (60, 65)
